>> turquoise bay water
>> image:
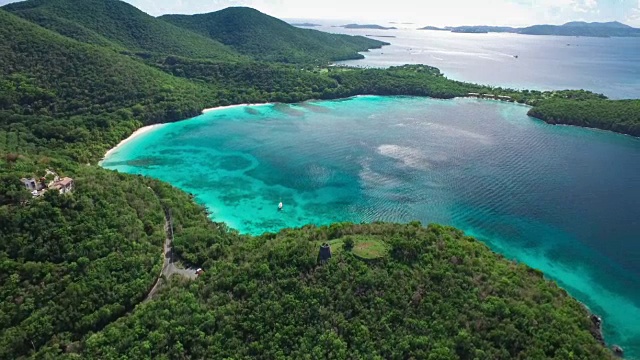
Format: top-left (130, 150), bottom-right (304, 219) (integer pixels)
top-left (102, 96), bottom-right (640, 356)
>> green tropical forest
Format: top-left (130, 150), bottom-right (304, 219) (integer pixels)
top-left (3, 0), bottom-right (244, 61)
top-left (0, 0), bottom-right (634, 358)
top-left (82, 223), bottom-right (612, 360)
top-left (160, 7), bottom-right (388, 64)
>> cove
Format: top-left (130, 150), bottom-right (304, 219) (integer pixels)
top-left (101, 96), bottom-right (640, 357)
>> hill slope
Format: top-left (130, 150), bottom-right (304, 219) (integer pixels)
top-left (521, 21), bottom-right (640, 37)
top-left (3, 0), bottom-right (243, 61)
top-left (563, 21), bottom-right (632, 28)
top-left (82, 223), bottom-right (613, 359)
top-left (0, 167), bottom-right (165, 359)
top-left (0, 160), bottom-right (238, 359)
top-left (160, 7), bottom-right (387, 64)
top-left (527, 98), bottom-right (640, 135)
top-left (0, 8), bottom-right (221, 162)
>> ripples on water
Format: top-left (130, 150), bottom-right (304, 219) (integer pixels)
top-left (102, 96), bottom-right (640, 356)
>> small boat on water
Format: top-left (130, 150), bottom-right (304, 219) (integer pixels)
top-left (278, 202), bottom-right (283, 211)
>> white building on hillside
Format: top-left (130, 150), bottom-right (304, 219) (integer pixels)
top-left (50, 177), bottom-right (74, 194)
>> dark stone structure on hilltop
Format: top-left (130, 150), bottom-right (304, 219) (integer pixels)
top-left (318, 243), bottom-right (332, 264)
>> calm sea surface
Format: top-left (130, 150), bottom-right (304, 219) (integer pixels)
top-left (323, 25), bottom-right (640, 99)
top-left (102, 96), bottom-right (640, 356)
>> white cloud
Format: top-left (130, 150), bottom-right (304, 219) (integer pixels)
top-left (620, 0), bottom-right (640, 25)
top-left (572, 0), bottom-right (599, 13)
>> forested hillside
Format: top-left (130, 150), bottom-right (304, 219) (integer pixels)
top-left (0, 168), bottom-right (163, 358)
top-left (0, 8), bottom-right (220, 162)
top-left (160, 7), bottom-right (387, 64)
top-left (3, 0), bottom-right (243, 61)
top-left (0, 163), bottom-right (241, 358)
top-left (81, 223), bottom-right (613, 359)
top-left (528, 99), bottom-right (640, 135)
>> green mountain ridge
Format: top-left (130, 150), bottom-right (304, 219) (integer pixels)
top-left (3, 0), bottom-right (244, 61)
top-left (0, 7), bottom-right (221, 163)
top-left (160, 7), bottom-right (388, 64)
top-left (520, 21), bottom-right (640, 36)
top-left (562, 21), bottom-right (632, 28)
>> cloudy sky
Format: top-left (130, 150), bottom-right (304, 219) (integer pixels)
top-left (2, 0), bottom-right (639, 26)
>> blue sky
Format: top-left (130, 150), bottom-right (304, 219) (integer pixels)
top-left (1, 0), bottom-right (639, 26)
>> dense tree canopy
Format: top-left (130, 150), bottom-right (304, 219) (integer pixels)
top-left (528, 99), bottom-right (640, 136)
top-left (80, 223), bottom-right (613, 360)
top-left (0, 163), bottom-right (242, 358)
top-left (0, 168), bottom-right (167, 358)
top-left (4, 0), bottom-right (242, 61)
top-left (160, 7), bottom-right (387, 64)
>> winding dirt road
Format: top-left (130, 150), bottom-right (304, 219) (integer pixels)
top-left (145, 210), bottom-right (197, 301)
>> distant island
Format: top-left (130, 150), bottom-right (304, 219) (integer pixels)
top-left (341, 24), bottom-right (398, 30)
top-left (420, 26), bottom-right (449, 31)
top-left (290, 22), bottom-right (321, 27)
top-left (419, 21), bottom-right (640, 37)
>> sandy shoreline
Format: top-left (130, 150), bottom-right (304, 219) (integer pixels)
top-left (100, 123), bottom-right (166, 163)
top-left (201, 103), bottom-right (273, 113)
top-left (101, 103), bottom-right (274, 164)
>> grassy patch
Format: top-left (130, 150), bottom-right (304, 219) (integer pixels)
top-left (352, 238), bottom-right (388, 259)
top-left (325, 236), bottom-right (389, 260)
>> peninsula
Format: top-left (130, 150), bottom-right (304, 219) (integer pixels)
top-left (289, 22), bottom-right (321, 27)
top-left (366, 34), bottom-right (397, 38)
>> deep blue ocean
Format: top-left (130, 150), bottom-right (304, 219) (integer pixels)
top-left (102, 96), bottom-right (640, 356)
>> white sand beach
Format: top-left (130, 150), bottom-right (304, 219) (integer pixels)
top-left (101, 123), bottom-right (166, 162)
top-left (201, 103), bottom-right (273, 113)
top-left (102, 103), bottom-right (273, 164)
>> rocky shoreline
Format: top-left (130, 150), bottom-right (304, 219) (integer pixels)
top-left (589, 314), bottom-right (625, 358)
